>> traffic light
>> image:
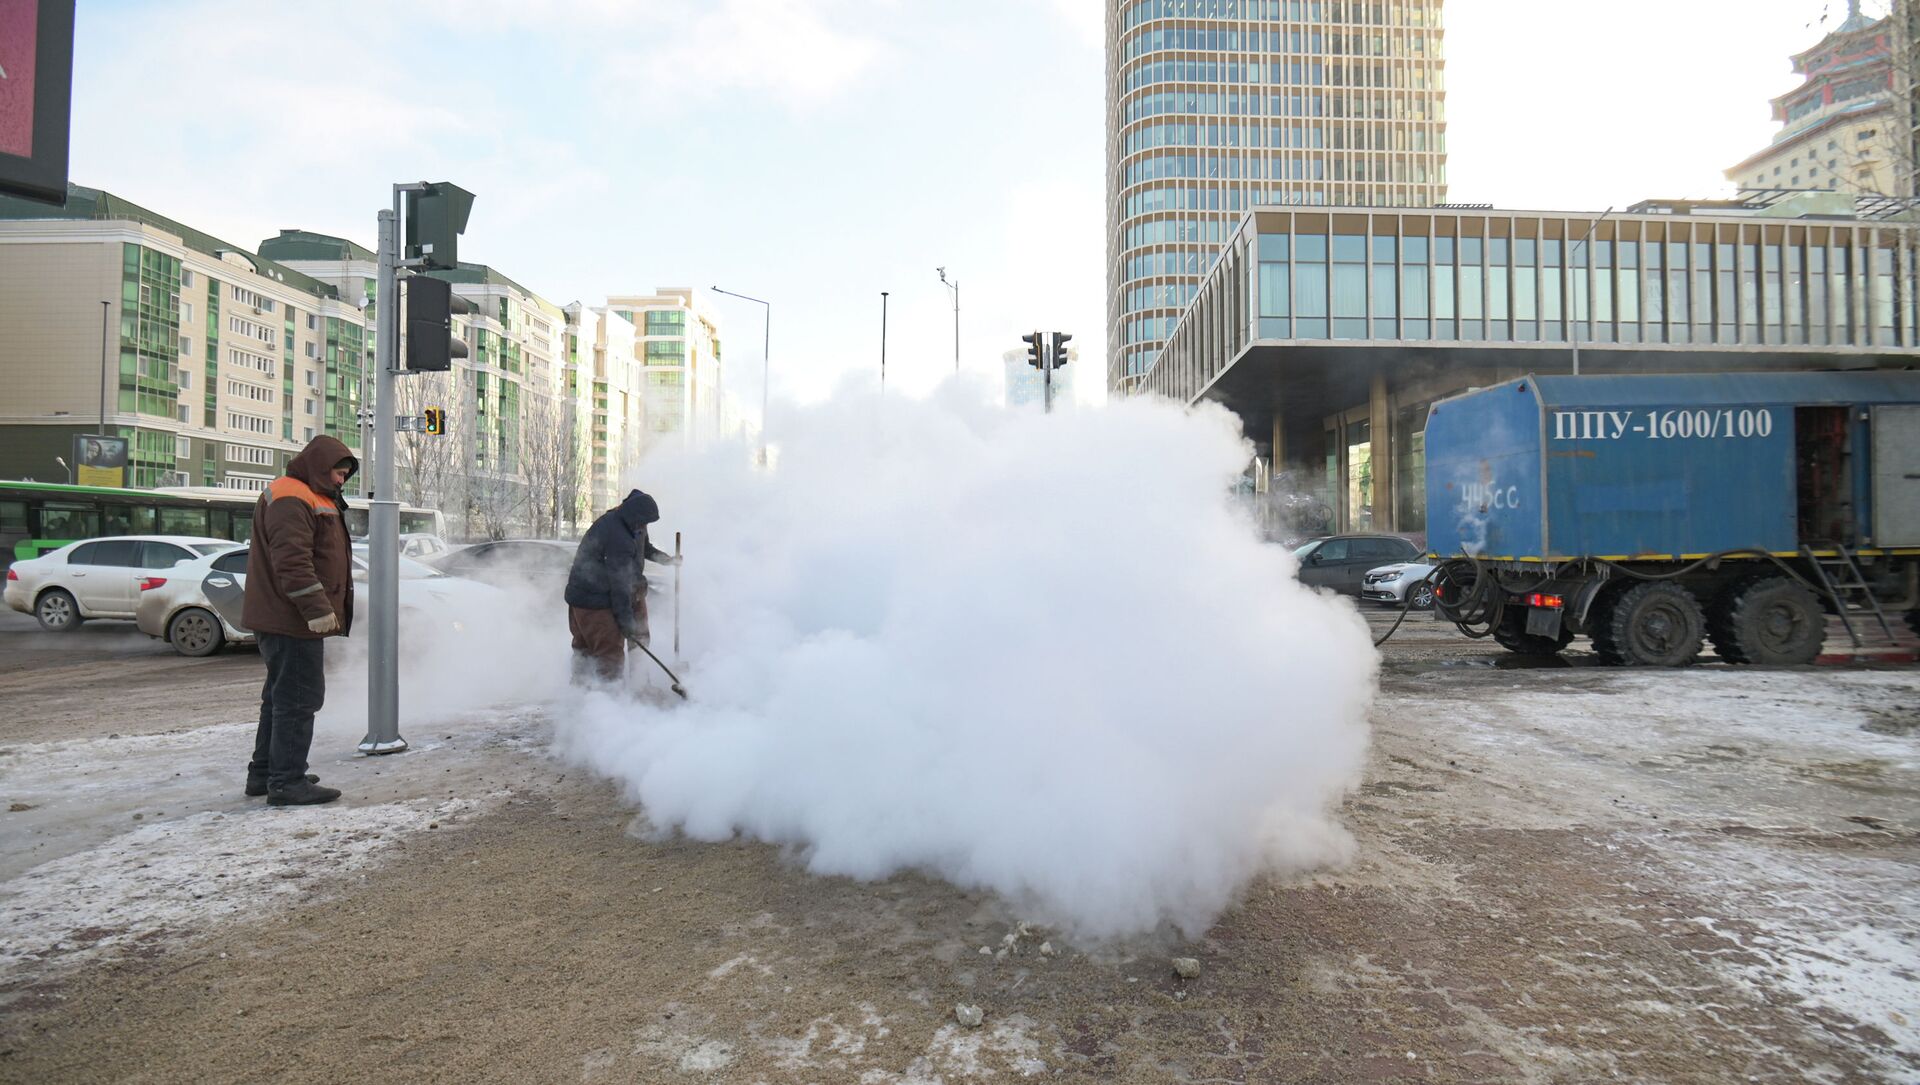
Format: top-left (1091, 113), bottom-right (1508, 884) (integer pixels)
top-left (403, 275), bottom-right (472, 372)
top-left (424, 407), bottom-right (446, 436)
top-left (1050, 331), bottom-right (1072, 368)
top-left (1022, 331), bottom-right (1043, 369)
top-left (405, 182), bottom-right (475, 270)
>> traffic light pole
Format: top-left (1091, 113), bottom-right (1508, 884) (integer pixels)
top-left (359, 183), bottom-right (421, 756)
top-left (1043, 340), bottom-right (1054, 414)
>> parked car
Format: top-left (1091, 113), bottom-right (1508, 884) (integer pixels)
top-left (1361, 560), bottom-right (1438, 609)
top-left (1292, 534), bottom-right (1424, 596)
top-left (134, 543), bottom-right (502, 656)
top-left (5, 536), bottom-right (237, 631)
top-left (400, 533), bottom-right (454, 562)
top-left (429, 539), bottom-right (578, 593)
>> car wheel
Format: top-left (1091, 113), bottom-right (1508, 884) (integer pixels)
top-left (167, 607), bottom-right (225, 658)
top-left (1411, 582), bottom-right (1434, 610)
top-left (35, 589), bottom-right (82, 632)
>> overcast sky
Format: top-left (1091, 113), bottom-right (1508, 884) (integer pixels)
top-left (73, 0), bottom-right (1870, 412)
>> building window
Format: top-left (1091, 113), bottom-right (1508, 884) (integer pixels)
top-left (179, 370), bottom-right (191, 390)
top-left (182, 269), bottom-right (194, 288)
top-left (307, 314), bottom-right (318, 331)
top-left (179, 336), bottom-right (192, 356)
top-left (175, 436), bottom-right (191, 459)
top-left (305, 370), bottom-right (318, 388)
top-left (1860, 129), bottom-right (1877, 141)
top-left (304, 398), bottom-right (316, 415)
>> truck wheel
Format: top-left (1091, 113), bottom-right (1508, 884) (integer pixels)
top-left (1601, 581), bottom-right (1704, 667)
top-left (1710, 577), bottom-right (1823, 665)
top-left (1493, 611), bottom-right (1575, 656)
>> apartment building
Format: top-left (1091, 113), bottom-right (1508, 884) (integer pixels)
top-left (606, 289), bottom-right (745, 454)
top-left (264, 233), bottom-right (582, 537)
top-left (0, 186), bottom-right (369, 492)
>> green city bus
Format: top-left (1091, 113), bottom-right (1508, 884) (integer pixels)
top-left (0, 480), bottom-right (445, 565)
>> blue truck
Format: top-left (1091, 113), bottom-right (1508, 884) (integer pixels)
top-left (1423, 372), bottom-right (1920, 666)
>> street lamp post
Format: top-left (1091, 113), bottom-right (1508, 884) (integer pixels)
top-left (1567, 206), bottom-right (1615, 377)
top-left (711, 285), bottom-right (771, 462)
top-left (936, 267), bottom-right (959, 373)
top-left (99, 300), bottom-right (110, 437)
top-left (880, 291), bottom-right (889, 393)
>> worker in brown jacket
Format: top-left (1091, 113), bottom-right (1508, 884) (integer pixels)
top-left (241, 435), bottom-right (358, 806)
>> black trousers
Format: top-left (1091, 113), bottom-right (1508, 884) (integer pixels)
top-left (249, 633), bottom-right (326, 788)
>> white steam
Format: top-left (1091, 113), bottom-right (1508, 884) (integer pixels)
top-left (552, 382), bottom-right (1377, 940)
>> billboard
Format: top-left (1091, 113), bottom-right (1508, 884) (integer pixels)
top-left (0, 0), bottom-right (74, 204)
top-left (72, 434), bottom-right (127, 488)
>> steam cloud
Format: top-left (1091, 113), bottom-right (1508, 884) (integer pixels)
top-left (545, 382), bottom-right (1377, 939)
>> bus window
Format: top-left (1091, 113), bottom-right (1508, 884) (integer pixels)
top-left (210, 509), bottom-right (232, 539)
top-left (231, 510), bottom-right (253, 542)
top-left (400, 511), bottom-right (440, 535)
top-left (129, 506), bottom-right (156, 533)
top-left (158, 507), bottom-right (210, 536)
top-left (34, 502), bottom-right (100, 541)
top-left (102, 507), bottom-right (134, 536)
top-left (344, 508), bottom-right (370, 537)
top-left (0, 501), bottom-right (26, 534)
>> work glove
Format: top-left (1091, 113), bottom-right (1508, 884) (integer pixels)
top-left (660, 555), bottom-right (683, 567)
top-left (307, 611), bottom-right (340, 635)
top-left (626, 631), bottom-right (650, 649)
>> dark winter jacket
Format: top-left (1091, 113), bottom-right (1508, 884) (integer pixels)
top-left (564, 488), bottom-right (671, 639)
top-left (242, 435), bottom-right (359, 639)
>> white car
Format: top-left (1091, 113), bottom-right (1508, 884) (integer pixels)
top-left (1361, 560), bottom-right (1438, 609)
top-left (133, 544), bottom-right (503, 656)
top-left (4, 536), bottom-right (237, 631)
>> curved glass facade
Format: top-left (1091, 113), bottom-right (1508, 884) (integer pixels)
top-left (1105, 0), bottom-right (1447, 392)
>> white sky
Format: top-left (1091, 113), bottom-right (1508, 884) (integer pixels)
top-left (70, 0), bottom-right (1873, 414)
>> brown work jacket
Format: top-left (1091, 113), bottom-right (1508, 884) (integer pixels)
top-left (241, 435), bottom-right (358, 639)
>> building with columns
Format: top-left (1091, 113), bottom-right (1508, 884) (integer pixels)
top-left (1143, 194), bottom-right (1920, 540)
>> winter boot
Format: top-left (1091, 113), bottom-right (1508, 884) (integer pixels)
top-left (267, 779), bottom-right (341, 806)
top-left (246, 773), bottom-right (318, 797)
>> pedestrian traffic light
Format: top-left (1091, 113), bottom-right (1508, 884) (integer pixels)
top-left (1022, 331), bottom-right (1043, 368)
top-left (1051, 331), bottom-right (1072, 368)
top-left (424, 407), bottom-right (446, 435)
top-left (403, 275), bottom-right (472, 372)
top-left (405, 182), bottom-right (475, 270)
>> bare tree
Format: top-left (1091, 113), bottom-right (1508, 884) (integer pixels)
top-left (390, 370), bottom-right (461, 516)
top-left (520, 391), bottom-right (586, 539)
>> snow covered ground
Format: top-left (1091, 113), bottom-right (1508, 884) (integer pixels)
top-left (2, 605), bottom-right (1916, 1082)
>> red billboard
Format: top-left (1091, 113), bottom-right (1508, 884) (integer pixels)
top-left (0, 0), bottom-right (73, 204)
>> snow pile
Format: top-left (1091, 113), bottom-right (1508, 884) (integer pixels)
top-left (553, 381), bottom-right (1377, 938)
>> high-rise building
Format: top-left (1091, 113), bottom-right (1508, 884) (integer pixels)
top-left (606, 290), bottom-right (743, 453)
top-left (1726, 1), bottom-right (1903, 199)
top-left (1105, 0), bottom-right (1447, 393)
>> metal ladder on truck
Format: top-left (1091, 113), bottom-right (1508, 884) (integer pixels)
top-left (1800, 544), bottom-right (1897, 647)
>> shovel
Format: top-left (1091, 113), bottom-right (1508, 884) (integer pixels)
top-left (629, 635), bottom-right (689, 700)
